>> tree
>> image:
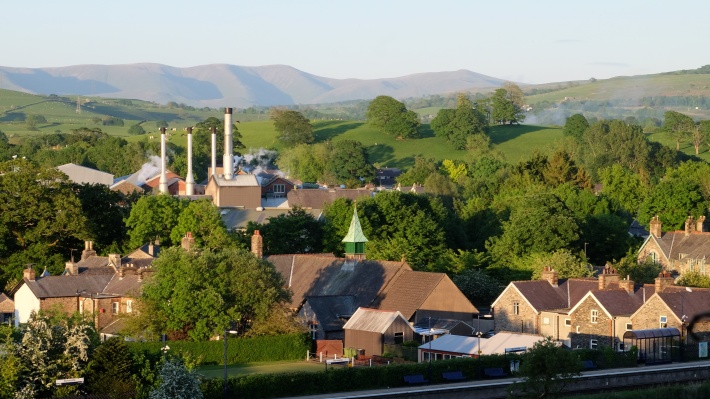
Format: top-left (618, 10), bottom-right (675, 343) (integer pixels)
top-left (430, 94), bottom-right (487, 149)
top-left (155, 120), bottom-right (168, 128)
top-left (614, 251), bottom-right (662, 284)
top-left (85, 337), bottom-right (136, 398)
top-left (169, 199), bottom-right (231, 250)
top-left (690, 123), bottom-right (708, 155)
top-left (503, 82), bottom-right (525, 111)
top-left (149, 358), bottom-right (202, 399)
top-left (663, 110), bottom-right (694, 150)
top-left (128, 124), bottom-right (146, 135)
top-left (397, 156), bottom-right (438, 186)
top-left (452, 268), bottom-right (502, 308)
top-left (523, 249), bottom-right (593, 280)
top-left (276, 143), bottom-right (328, 183)
top-left (0, 160), bottom-right (87, 284)
top-left (247, 207), bottom-right (324, 255)
top-left (270, 109), bottom-right (314, 146)
top-left (563, 113), bottom-right (589, 139)
top-left (24, 114), bottom-right (47, 131)
top-left (511, 337), bottom-right (581, 398)
top-left (366, 96), bottom-right (420, 139)
top-left (74, 183), bottom-right (135, 251)
top-left (676, 271), bottom-right (710, 288)
top-left (325, 140), bottom-right (375, 185)
top-left (125, 195), bottom-right (188, 249)
top-left (139, 247), bottom-right (290, 340)
top-left (491, 87), bottom-right (525, 125)
top-left (192, 116), bottom-right (245, 181)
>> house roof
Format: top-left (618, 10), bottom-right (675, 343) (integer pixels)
top-left (24, 274), bottom-right (114, 298)
top-left (103, 273), bottom-right (148, 297)
top-left (412, 317), bottom-right (474, 335)
top-left (268, 254), bottom-right (410, 310)
top-left (57, 163), bottom-right (114, 186)
top-left (305, 296), bottom-right (356, 332)
top-left (287, 188), bottom-right (373, 209)
top-left (373, 271), bottom-right (446, 319)
top-left (220, 208), bottom-right (322, 231)
top-left (574, 290), bottom-right (645, 318)
top-left (648, 231), bottom-right (710, 262)
top-left (492, 278), bottom-right (600, 313)
top-left (343, 307), bottom-right (412, 334)
top-left (210, 174), bottom-right (259, 187)
top-left (0, 293), bottom-right (14, 313)
top-left (657, 289), bottom-right (710, 322)
top-left (420, 332), bottom-right (545, 356)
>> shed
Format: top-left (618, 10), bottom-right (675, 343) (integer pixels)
top-left (418, 332), bottom-right (545, 362)
top-left (343, 308), bottom-right (414, 356)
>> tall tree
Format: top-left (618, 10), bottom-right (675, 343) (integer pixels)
top-left (491, 88), bottom-right (525, 125)
top-left (563, 113), bottom-right (589, 139)
top-left (247, 207), bottom-right (323, 255)
top-left (139, 247), bottom-right (290, 340)
top-left (149, 358), bottom-right (203, 399)
top-left (125, 195), bottom-right (188, 249)
top-left (431, 94), bottom-right (487, 149)
top-left (325, 140), bottom-right (375, 185)
top-left (270, 109), bottom-right (314, 146)
top-left (366, 96), bottom-right (420, 139)
top-left (169, 199), bottom-right (231, 250)
top-left (663, 110), bottom-right (694, 150)
top-left (511, 337), bottom-right (581, 398)
top-left (85, 337), bottom-right (136, 398)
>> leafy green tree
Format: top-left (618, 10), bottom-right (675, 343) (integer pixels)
top-left (397, 156), bottom-right (438, 186)
top-left (155, 120), bottom-right (168, 128)
top-left (598, 164), bottom-right (647, 215)
top-left (0, 160), bottom-right (87, 284)
top-left (423, 172), bottom-right (458, 196)
top-left (524, 249), bottom-right (593, 279)
top-left (14, 311), bottom-right (97, 398)
top-left (74, 183), bottom-right (135, 251)
top-left (85, 337), bottom-right (136, 398)
top-left (366, 95), bottom-right (420, 139)
top-left (270, 109), bottom-right (314, 146)
top-left (690, 123), bottom-right (708, 155)
top-left (128, 124), bottom-right (146, 135)
top-left (563, 113), bottom-right (589, 139)
top-left (247, 207), bottom-right (323, 255)
top-left (663, 110), bottom-right (694, 150)
top-left (452, 268), bottom-right (502, 307)
top-left (325, 140), bottom-right (375, 185)
top-left (0, 326), bottom-right (21, 399)
top-left (491, 88), bottom-right (523, 125)
top-left (149, 358), bottom-right (202, 399)
top-left (580, 119), bottom-right (651, 179)
top-left (139, 247), bottom-right (290, 340)
top-left (676, 271), bottom-right (710, 288)
top-left (487, 193), bottom-right (580, 262)
top-left (614, 251), bottom-right (662, 284)
top-left (510, 337), bottom-right (581, 398)
top-left (430, 94), bottom-right (486, 149)
top-left (276, 143), bottom-right (328, 183)
top-left (24, 114), bottom-right (47, 131)
top-left (125, 195), bottom-right (188, 249)
top-left (169, 199), bottom-right (231, 250)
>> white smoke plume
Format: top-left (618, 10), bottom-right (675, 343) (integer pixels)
top-left (135, 155), bottom-right (163, 186)
top-left (240, 148), bottom-right (281, 176)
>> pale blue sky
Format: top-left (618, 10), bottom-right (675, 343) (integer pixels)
top-left (2, 0), bottom-right (708, 84)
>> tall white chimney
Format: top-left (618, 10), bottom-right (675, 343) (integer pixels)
top-left (223, 107), bottom-right (234, 180)
top-left (185, 126), bottom-right (194, 196)
top-left (211, 126), bottom-right (217, 178)
top-left (159, 127), bottom-right (168, 194)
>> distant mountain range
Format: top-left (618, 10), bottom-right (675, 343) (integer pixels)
top-left (0, 64), bottom-right (507, 108)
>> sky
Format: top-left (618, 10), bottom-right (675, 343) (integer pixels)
top-left (2, 0), bottom-right (709, 84)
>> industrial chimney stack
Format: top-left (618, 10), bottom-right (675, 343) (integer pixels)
top-left (223, 108), bottom-right (234, 180)
top-left (210, 126), bottom-right (217, 178)
top-left (159, 127), bottom-right (168, 194)
top-left (185, 126), bottom-right (195, 196)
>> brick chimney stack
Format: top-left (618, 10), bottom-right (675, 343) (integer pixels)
top-left (81, 241), bottom-right (96, 261)
top-left (655, 270), bottom-right (675, 293)
top-left (23, 266), bottom-right (35, 281)
top-left (598, 263), bottom-right (620, 290)
top-left (620, 275), bottom-right (635, 293)
top-left (251, 230), bottom-right (263, 258)
top-left (649, 216), bottom-right (662, 239)
top-left (64, 260), bottom-right (78, 275)
top-left (685, 216), bottom-right (695, 236)
top-left (181, 232), bottom-right (195, 252)
top-left (541, 266), bottom-right (559, 286)
top-left (697, 216), bottom-right (706, 233)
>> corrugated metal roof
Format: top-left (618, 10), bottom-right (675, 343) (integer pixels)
top-left (343, 307), bottom-right (411, 334)
top-left (420, 332), bottom-right (545, 356)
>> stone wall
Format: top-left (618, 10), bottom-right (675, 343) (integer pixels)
top-left (570, 296), bottom-right (614, 348)
top-left (494, 288), bottom-right (537, 333)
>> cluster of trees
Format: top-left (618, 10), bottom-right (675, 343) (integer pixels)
top-left (276, 140), bottom-right (374, 186)
top-left (0, 311), bottom-right (200, 399)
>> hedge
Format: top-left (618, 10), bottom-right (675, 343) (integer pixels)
top-left (127, 333), bottom-right (310, 365)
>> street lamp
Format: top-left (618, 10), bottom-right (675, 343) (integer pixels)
top-left (223, 325), bottom-right (238, 399)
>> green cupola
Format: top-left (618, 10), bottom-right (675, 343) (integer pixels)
top-left (342, 205), bottom-right (368, 260)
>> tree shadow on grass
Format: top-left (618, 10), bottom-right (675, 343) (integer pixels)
top-left (313, 122), bottom-right (364, 142)
top-left (367, 144), bottom-right (395, 166)
top-left (489, 124), bottom-right (540, 145)
top-left (418, 124), bottom-right (435, 139)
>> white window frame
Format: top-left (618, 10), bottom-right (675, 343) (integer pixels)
top-left (126, 300), bottom-right (133, 313)
top-left (590, 339), bottom-right (598, 350)
top-left (543, 317), bottom-right (550, 325)
top-left (111, 302), bottom-right (119, 315)
top-left (273, 184), bottom-right (285, 193)
top-left (591, 309), bottom-right (598, 324)
top-left (564, 318), bottom-right (571, 326)
top-left (625, 323), bottom-right (632, 331)
top-left (660, 315), bottom-right (667, 328)
top-left (513, 302), bottom-right (520, 315)
top-left (576, 326), bottom-right (581, 333)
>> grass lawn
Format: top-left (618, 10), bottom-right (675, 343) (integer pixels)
top-left (198, 360), bottom-right (326, 379)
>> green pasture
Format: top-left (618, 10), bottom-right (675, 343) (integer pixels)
top-left (198, 360), bottom-right (325, 379)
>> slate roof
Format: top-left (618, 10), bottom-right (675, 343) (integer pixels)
top-left (506, 278), bottom-right (599, 312)
top-left (373, 270), bottom-right (446, 319)
top-left (24, 274), bottom-right (114, 298)
top-left (343, 308), bottom-right (411, 334)
top-left (305, 296), bottom-right (356, 333)
top-left (287, 188), bottom-right (373, 209)
top-left (650, 231), bottom-right (710, 262)
top-left (268, 254), bottom-right (410, 310)
top-left (589, 290), bottom-right (645, 316)
top-left (412, 317), bottom-right (474, 334)
top-left (103, 273), bottom-right (147, 297)
top-left (220, 208), bottom-right (322, 231)
top-left (657, 289), bottom-right (710, 321)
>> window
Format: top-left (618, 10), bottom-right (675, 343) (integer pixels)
top-left (660, 315), bottom-right (667, 328)
top-left (617, 342), bottom-right (625, 351)
top-left (513, 302), bottom-right (520, 315)
top-left (273, 184), bottom-right (285, 193)
top-left (590, 339), bottom-right (598, 350)
top-left (126, 300), bottom-right (133, 313)
top-left (576, 326), bottom-right (581, 333)
top-left (625, 323), bottom-right (632, 331)
top-left (690, 259), bottom-right (695, 272)
top-left (591, 309), bottom-right (598, 324)
top-left (111, 302), bottom-right (119, 315)
top-left (543, 317), bottom-right (550, 325)
top-left (79, 299), bottom-right (84, 313)
top-left (649, 251), bottom-right (657, 264)
top-left (309, 322), bottom-right (318, 340)
top-left (394, 332), bottom-right (404, 345)
top-left (564, 319), bottom-right (572, 326)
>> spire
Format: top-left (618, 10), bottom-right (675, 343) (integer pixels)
top-left (342, 205), bottom-right (368, 260)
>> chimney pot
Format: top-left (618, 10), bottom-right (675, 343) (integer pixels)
top-left (251, 230), bottom-right (263, 258)
top-left (23, 266), bottom-right (36, 281)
